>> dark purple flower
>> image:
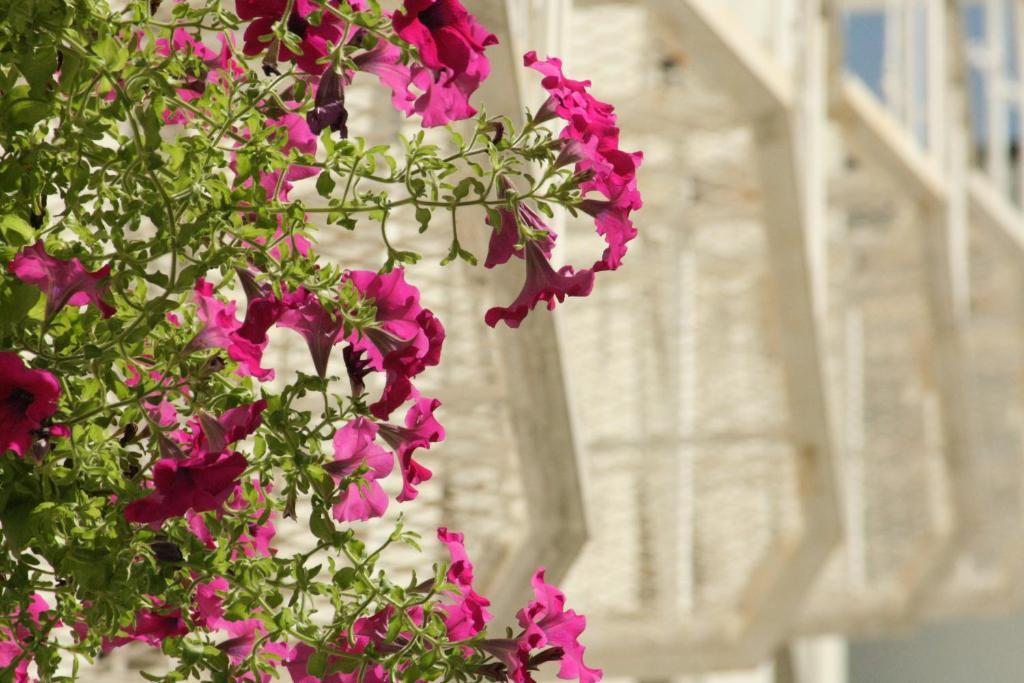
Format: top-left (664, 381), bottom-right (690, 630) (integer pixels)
top-left (307, 67), bottom-right (349, 136)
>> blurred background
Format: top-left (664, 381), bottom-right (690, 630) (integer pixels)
top-left (88, 0), bottom-right (1024, 681)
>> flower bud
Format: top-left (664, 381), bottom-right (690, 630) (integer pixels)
top-left (307, 67), bottom-right (348, 137)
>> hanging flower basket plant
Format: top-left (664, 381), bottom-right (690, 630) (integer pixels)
top-left (0, 0), bottom-right (641, 681)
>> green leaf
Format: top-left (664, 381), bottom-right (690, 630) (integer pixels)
top-left (235, 154), bottom-right (252, 182)
top-left (316, 171), bottom-right (336, 197)
top-left (17, 47), bottom-right (58, 99)
top-left (415, 207), bottom-right (431, 233)
top-left (333, 567), bottom-right (356, 589)
top-left (0, 499), bottom-right (34, 551)
top-left (140, 106), bottom-right (163, 154)
top-left (307, 652), bottom-right (328, 678)
top-left (0, 214), bottom-right (34, 247)
top-left (93, 37), bottom-right (129, 71)
top-left (309, 509), bottom-right (336, 542)
top-left (2, 86), bottom-right (51, 131)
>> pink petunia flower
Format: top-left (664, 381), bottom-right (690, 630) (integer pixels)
top-left (513, 569), bottom-right (602, 683)
top-left (391, 0), bottom-right (498, 127)
top-left (484, 239), bottom-right (594, 329)
top-left (258, 110), bottom-right (320, 200)
top-left (218, 618), bottom-right (267, 664)
top-left (189, 278), bottom-right (275, 381)
top-left (103, 603), bottom-right (189, 652)
top-left (0, 352), bottom-right (60, 458)
top-left (436, 528), bottom-right (492, 640)
top-left (0, 594), bottom-right (50, 683)
top-left (9, 241), bottom-right (116, 319)
top-left (524, 52), bottom-right (643, 273)
top-left (189, 480), bottom-right (277, 559)
top-left (238, 0), bottom-right (367, 75)
top-left (276, 286), bottom-right (347, 378)
top-left (484, 178), bottom-right (557, 269)
top-left (376, 396), bottom-right (444, 502)
top-left (123, 401), bottom-right (264, 525)
top-left (230, 482), bottom-right (278, 558)
top-left (193, 576), bottom-right (230, 629)
top-left (193, 400), bottom-right (268, 456)
top-left (393, 0), bottom-right (495, 76)
top-left (125, 363), bottom-right (183, 428)
top-left (286, 611), bottom-right (391, 683)
top-left (155, 29), bottom-right (244, 124)
top-left (237, 641), bottom-right (294, 683)
top-left (349, 37), bottom-right (482, 126)
top-left (329, 417), bottom-right (394, 522)
top-left (353, 40), bottom-right (418, 116)
top-left (345, 268), bottom-right (444, 420)
top-left (122, 451), bottom-right (249, 525)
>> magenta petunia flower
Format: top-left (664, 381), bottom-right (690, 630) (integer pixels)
top-left (377, 396), bottom-right (444, 502)
top-left (353, 40), bottom-right (418, 116)
top-left (238, 0), bottom-right (367, 75)
top-left (408, 64), bottom-right (478, 127)
top-left (155, 29), bottom-right (244, 124)
top-left (218, 618), bottom-right (267, 664)
top-left (391, 0), bottom-right (498, 127)
top-left (286, 609), bottom-right (391, 683)
top-left (193, 577), bottom-right (230, 629)
top-left (0, 594), bottom-right (50, 683)
top-left (393, 0), bottom-right (495, 75)
top-left (238, 641), bottom-right (294, 683)
top-left (194, 400), bottom-right (267, 455)
top-left (329, 417), bottom-right (394, 522)
top-left (251, 221), bottom-right (313, 261)
top-left (0, 352), bottom-right (60, 458)
top-left (514, 568), bottom-right (602, 683)
top-left (436, 527), bottom-right (492, 640)
top-left (242, 109), bottom-right (321, 202)
top-left (9, 241), bottom-right (116, 319)
top-left (189, 278), bottom-right (275, 381)
top-left (345, 268), bottom-right (445, 420)
top-left (484, 239), bottom-right (594, 329)
top-left (524, 52), bottom-right (643, 273)
top-left (125, 363), bottom-right (183, 428)
top-left (349, 35), bottom-right (482, 127)
top-left (484, 178), bottom-right (557, 269)
top-left (231, 105), bottom-right (319, 202)
top-left (123, 401), bottom-right (264, 525)
top-left (228, 481), bottom-right (278, 559)
top-left (264, 110), bottom-right (319, 186)
top-left (103, 603), bottom-right (189, 652)
top-left (188, 480), bottom-right (276, 559)
top-left (122, 451), bottom-right (249, 525)
top-left (276, 286), bottom-right (347, 378)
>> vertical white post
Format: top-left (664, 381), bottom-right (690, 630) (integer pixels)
top-left (844, 308), bottom-right (867, 590)
top-left (905, 2), bottom-right (921, 140)
top-left (928, 0), bottom-right (949, 162)
top-left (1014, 0), bottom-right (1024, 206)
top-left (801, 0), bottom-right (828, 318)
top-left (986, 0), bottom-right (1010, 191)
top-left (884, 1), bottom-right (906, 120)
top-left (677, 243), bottom-right (698, 615)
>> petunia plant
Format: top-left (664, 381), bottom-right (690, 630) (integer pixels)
top-left (0, 0), bottom-right (641, 682)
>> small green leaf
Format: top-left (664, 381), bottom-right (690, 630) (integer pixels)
top-left (0, 215), bottom-right (34, 246)
top-left (307, 652), bottom-right (328, 678)
top-left (316, 172), bottom-right (336, 197)
top-left (333, 567), bottom-right (356, 589)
